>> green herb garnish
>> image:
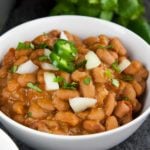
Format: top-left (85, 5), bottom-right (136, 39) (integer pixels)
top-left (121, 75), bottom-right (134, 82)
top-left (27, 82), bottom-right (42, 93)
top-left (62, 82), bottom-right (78, 90)
top-left (122, 96), bottom-right (129, 101)
top-left (27, 112), bottom-right (32, 117)
top-left (9, 65), bottom-right (18, 73)
top-left (16, 42), bottom-right (34, 50)
top-left (105, 69), bottom-right (112, 78)
top-left (117, 96), bottom-right (129, 101)
top-left (83, 77), bottom-right (91, 85)
top-left (98, 44), bottom-right (113, 49)
top-left (111, 61), bottom-right (121, 73)
top-left (53, 76), bottom-right (65, 83)
top-left (37, 43), bottom-right (49, 49)
top-left (38, 55), bottom-right (49, 61)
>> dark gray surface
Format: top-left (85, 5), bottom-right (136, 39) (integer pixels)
top-left (0, 0), bottom-right (150, 150)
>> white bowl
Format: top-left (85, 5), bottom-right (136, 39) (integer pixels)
top-left (0, 129), bottom-right (18, 150)
top-left (0, 16), bottom-right (150, 150)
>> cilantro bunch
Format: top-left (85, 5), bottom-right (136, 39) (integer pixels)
top-left (50, 0), bottom-right (150, 43)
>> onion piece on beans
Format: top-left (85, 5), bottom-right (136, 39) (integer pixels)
top-left (85, 51), bottom-right (101, 70)
top-left (69, 97), bottom-right (97, 113)
top-left (44, 48), bottom-right (51, 56)
top-left (41, 62), bottom-right (58, 71)
top-left (60, 31), bottom-right (68, 40)
top-left (16, 60), bottom-right (38, 74)
top-left (118, 59), bottom-right (131, 72)
top-left (44, 72), bottom-right (59, 90)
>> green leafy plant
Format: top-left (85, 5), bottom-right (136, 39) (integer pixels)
top-left (50, 0), bottom-right (150, 43)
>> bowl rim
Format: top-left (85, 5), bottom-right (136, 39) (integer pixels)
top-left (0, 15), bottom-right (150, 140)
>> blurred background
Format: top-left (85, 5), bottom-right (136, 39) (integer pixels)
top-left (0, 0), bottom-right (150, 43)
top-left (0, 0), bottom-right (150, 150)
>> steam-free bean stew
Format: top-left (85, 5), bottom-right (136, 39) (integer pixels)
top-left (0, 30), bottom-right (148, 135)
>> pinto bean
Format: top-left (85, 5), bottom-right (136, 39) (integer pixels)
top-left (83, 120), bottom-right (105, 133)
top-left (117, 81), bottom-right (127, 96)
top-left (37, 99), bottom-right (55, 112)
top-left (43, 120), bottom-right (59, 130)
top-left (37, 122), bottom-right (51, 133)
top-left (59, 71), bottom-right (71, 83)
top-left (48, 30), bottom-right (60, 37)
top-left (79, 76), bottom-right (95, 98)
top-left (3, 48), bottom-right (16, 66)
top-left (64, 31), bottom-right (74, 41)
top-left (45, 38), bottom-right (57, 48)
top-left (2, 88), bottom-right (11, 99)
top-left (96, 85), bottom-right (109, 106)
top-left (33, 35), bottom-right (48, 45)
top-left (17, 74), bottom-right (36, 87)
top-left (53, 89), bottom-right (79, 100)
top-left (15, 50), bottom-right (32, 58)
top-left (88, 108), bottom-right (105, 121)
top-left (132, 80), bottom-right (143, 96)
top-left (98, 35), bottom-right (110, 46)
top-left (124, 60), bottom-right (142, 75)
top-left (37, 70), bottom-right (44, 84)
top-left (55, 112), bottom-right (80, 126)
top-left (114, 101), bottom-right (131, 118)
top-left (30, 49), bottom-right (44, 59)
top-left (123, 84), bottom-right (136, 100)
top-left (14, 56), bottom-right (28, 66)
top-left (76, 111), bottom-right (89, 120)
top-left (134, 67), bottom-right (149, 82)
top-left (83, 37), bottom-right (99, 47)
top-left (96, 49), bottom-right (115, 65)
top-left (120, 112), bottom-right (132, 124)
top-left (52, 97), bottom-right (70, 111)
top-left (71, 70), bottom-right (87, 82)
top-left (104, 92), bottom-right (116, 116)
top-left (7, 79), bottom-right (20, 92)
top-left (105, 116), bottom-right (119, 130)
top-left (73, 35), bottom-right (83, 46)
top-left (111, 38), bottom-right (127, 56)
top-left (109, 51), bottom-right (118, 60)
top-left (28, 103), bottom-right (47, 119)
top-left (13, 115), bottom-right (24, 124)
top-left (130, 99), bottom-right (141, 112)
top-left (92, 66), bottom-right (108, 83)
top-left (76, 45), bottom-right (89, 54)
top-left (12, 101), bottom-right (25, 115)
top-left (0, 67), bottom-right (8, 78)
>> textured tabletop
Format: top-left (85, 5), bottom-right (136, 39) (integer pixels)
top-left (0, 0), bottom-right (150, 149)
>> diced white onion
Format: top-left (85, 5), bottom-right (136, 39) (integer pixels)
top-left (16, 60), bottom-right (38, 74)
top-left (41, 62), bottom-right (58, 71)
top-left (69, 97), bottom-right (97, 113)
top-left (111, 79), bottom-right (120, 87)
top-left (85, 51), bottom-right (101, 70)
top-left (118, 59), bottom-right (131, 72)
top-left (44, 49), bottom-right (51, 57)
top-left (60, 31), bottom-right (68, 40)
top-left (44, 72), bottom-right (59, 90)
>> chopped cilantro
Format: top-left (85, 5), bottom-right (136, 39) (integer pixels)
top-left (16, 42), bottom-right (34, 50)
top-left (27, 82), bottom-right (42, 93)
top-left (83, 77), bottom-right (91, 85)
top-left (62, 82), bottom-right (78, 90)
top-left (9, 65), bottom-right (18, 73)
top-left (105, 69), bottom-right (112, 78)
top-left (111, 61), bottom-right (121, 73)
